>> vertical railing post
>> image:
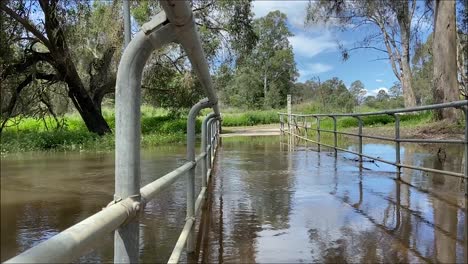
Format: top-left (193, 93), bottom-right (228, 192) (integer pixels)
top-left (208, 121), bottom-right (212, 170)
top-left (355, 116), bottom-right (363, 164)
top-left (186, 98), bottom-right (212, 253)
top-left (207, 117), bottom-right (217, 168)
top-left (214, 119), bottom-right (218, 154)
top-left (114, 18), bottom-right (176, 264)
top-left (201, 113), bottom-right (216, 188)
top-left (316, 116), bottom-right (320, 152)
top-left (279, 114), bottom-right (283, 134)
top-left (331, 116), bottom-right (337, 157)
top-left (393, 114), bottom-right (401, 181)
top-left (304, 116), bottom-right (308, 148)
top-left (287, 95), bottom-right (292, 134)
top-left (464, 106), bottom-right (467, 196)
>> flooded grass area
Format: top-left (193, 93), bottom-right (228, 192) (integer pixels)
top-left (1, 136), bottom-right (467, 263)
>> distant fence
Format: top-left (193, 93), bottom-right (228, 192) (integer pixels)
top-left (279, 100), bottom-right (468, 195)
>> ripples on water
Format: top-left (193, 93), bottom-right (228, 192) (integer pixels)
top-left (1, 136), bottom-right (466, 263)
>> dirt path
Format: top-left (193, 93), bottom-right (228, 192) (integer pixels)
top-left (221, 124), bottom-right (280, 137)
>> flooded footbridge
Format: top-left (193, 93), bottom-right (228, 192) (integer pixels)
top-left (3, 136), bottom-right (466, 263)
top-left (198, 137), bottom-right (467, 263)
top-left (1, 0), bottom-right (467, 263)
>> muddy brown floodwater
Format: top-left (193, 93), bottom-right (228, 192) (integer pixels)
top-left (1, 136), bottom-right (467, 263)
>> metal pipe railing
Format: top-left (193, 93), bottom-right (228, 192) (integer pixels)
top-left (185, 99), bottom-right (212, 252)
top-left (159, 1), bottom-right (220, 116)
top-left (6, 2), bottom-right (223, 263)
top-left (279, 100), bottom-right (468, 195)
top-left (278, 100), bottom-right (468, 117)
top-left (114, 14), bottom-right (176, 263)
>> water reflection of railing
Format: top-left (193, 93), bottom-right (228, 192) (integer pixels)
top-left (279, 100), bottom-right (468, 195)
top-left (6, 2), bottom-right (221, 264)
top-left (331, 168), bottom-right (465, 263)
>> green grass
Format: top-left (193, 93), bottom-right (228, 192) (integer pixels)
top-left (221, 110), bottom-right (279, 126)
top-left (295, 111), bottom-right (433, 131)
top-left (1, 106), bottom-right (279, 153)
top-left (0, 103), bottom-right (438, 154)
top-left (0, 106), bottom-right (198, 154)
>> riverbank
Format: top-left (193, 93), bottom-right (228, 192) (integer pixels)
top-left (1, 107), bottom-right (464, 154)
top-left (220, 120), bottom-right (465, 140)
top-left (0, 108), bottom-right (279, 154)
top-left (343, 120), bottom-right (465, 140)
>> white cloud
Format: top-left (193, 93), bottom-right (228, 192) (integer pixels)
top-left (375, 79), bottom-right (383, 82)
top-left (366, 87), bottom-right (388, 96)
top-left (299, 63), bottom-right (333, 81)
top-left (288, 33), bottom-right (337, 58)
top-left (252, 1), bottom-right (309, 29)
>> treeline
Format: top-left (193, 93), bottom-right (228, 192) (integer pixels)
top-left (1, 0), bottom-right (467, 135)
top-left (292, 78), bottom-right (404, 113)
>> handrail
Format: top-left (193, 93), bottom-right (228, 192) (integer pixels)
top-left (278, 100), bottom-right (467, 117)
top-left (5, 1), bottom-right (223, 263)
top-left (279, 100), bottom-right (468, 196)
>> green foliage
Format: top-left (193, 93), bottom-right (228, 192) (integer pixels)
top-left (221, 10), bottom-right (297, 109)
top-left (222, 110), bottom-right (279, 126)
top-left (1, 106), bottom-right (196, 153)
top-left (309, 112), bottom-right (432, 131)
top-left (412, 34), bottom-right (434, 105)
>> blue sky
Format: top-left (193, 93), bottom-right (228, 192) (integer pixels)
top-left (252, 1), bottom-right (431, 97)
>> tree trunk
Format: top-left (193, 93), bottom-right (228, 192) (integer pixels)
top-left (433, 0), bottom-right (460, 122)
top-left (68, 86), bottom-right (111, 135)
top-left (396, 1), bottom-right (416, 107)
top-left (401, 64), bottom-right (416, 107)
top-left (59, 58), bottom-right (111, 135)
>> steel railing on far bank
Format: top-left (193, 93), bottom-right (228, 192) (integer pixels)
top-left (5, 1), bottom-right (222, 263)
top-left (279, 100), bottom-right (468, 195)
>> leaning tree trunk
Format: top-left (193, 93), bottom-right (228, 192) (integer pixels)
top-left (68, 87), bottom-right (111, 135)
top-left (59, 59), bottom-right (111, 135)
top-left (433, 0), bottom-right (460, 122)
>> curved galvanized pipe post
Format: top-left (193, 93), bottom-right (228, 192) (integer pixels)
top-left (114, 13), bottom-right (176, 263)
top-left (186, 98), bottom-right (212, 252)
top-left (207, 117), bottom-right (219, 167)
top-left (201, 113), bottom-right (217, 188)
top-left (160, 1), bottom-right (220, 116)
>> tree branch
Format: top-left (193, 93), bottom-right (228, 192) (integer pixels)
top-left (0, 2), bottom-right (51, 49)
top-left (348, 46), bottom-right (389, 53)
top-left (2, 48), bottom-right (53, 78)
top-left (1, 73), bottom-right (57, 116)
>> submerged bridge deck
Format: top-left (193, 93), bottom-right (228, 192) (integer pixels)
top-left (2, 0), bottom-right (467, 263)
top-left (199, 138), bottom-right (467, 263)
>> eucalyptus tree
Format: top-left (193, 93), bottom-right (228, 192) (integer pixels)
top-left (306, 0), bottom-right (429, 108)
top-left (432, 0), bottom-right (460, 121)
top-left (349, 80), bottom-right (367, 106)
top-left (225, 11), bottom-right (297, 109)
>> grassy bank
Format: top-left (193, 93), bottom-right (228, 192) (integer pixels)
top-left (2, 105), bottom-right (461, 154)
top-left (1, 107), bottom-right (281, 153)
